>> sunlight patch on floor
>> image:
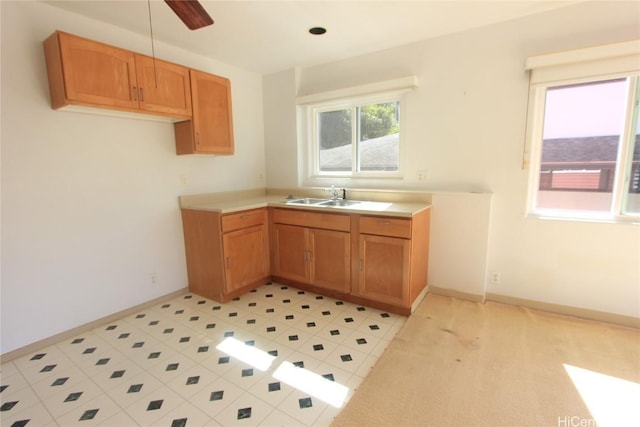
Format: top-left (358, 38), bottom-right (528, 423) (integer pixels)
top-left (216, 336), bottom-right (276, 371)
top-left (564, 364), bottom-right (640, 427)
top-left (273, 361), bottom-right (349, 408)
top-left (217, 336), bottom-right (350, 408)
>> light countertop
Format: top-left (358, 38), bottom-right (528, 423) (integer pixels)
top-left (179, 191), bottom-right (431, 218)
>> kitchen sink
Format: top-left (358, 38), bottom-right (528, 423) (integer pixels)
top-left (284, 198), bottom-right (330, 205)
top-left (316, 199), bottom-right (363, 207)
top-left (283, 197), bottom-right (364, 207)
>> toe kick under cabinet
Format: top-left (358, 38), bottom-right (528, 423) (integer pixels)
top-left (181, 208), bottom-right (270, 302)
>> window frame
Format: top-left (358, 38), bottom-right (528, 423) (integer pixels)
top-left (525, 72), bottom-right (640, 222)
top-left (301, 90), bottom-right (406, 183)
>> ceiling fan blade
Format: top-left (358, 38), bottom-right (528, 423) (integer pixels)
top-left (164, 0), bottom-right (214, 30)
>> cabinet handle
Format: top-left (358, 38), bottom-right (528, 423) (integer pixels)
top-left (132, 86), bottom-right (138, 101)
top-left (196, 133), bottom-right (201, 145)
top-left (139, 87), bottom-right (145, 102)
top-left (359, 259), bottom-right (363, 271)
top-left (240, 214), bottom-right (250, 220)
top-left (377, 220), bottom-right (391, 225)
top-left (226, 257), bottom-right (231, 269)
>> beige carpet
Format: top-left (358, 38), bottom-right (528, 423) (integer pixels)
top-left (332, 294), bottom-right (640, 427)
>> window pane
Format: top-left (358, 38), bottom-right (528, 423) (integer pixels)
top-left (536, 79), bottom-right (628, 212)
top-left (318, 109), bottom-right (352, 172)
top-left (357, 102), bottom-right (399, 172)
top-left (623, 92), bottom-right (640, 215)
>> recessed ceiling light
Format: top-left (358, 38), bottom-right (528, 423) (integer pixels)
top-left (309, 27), bottom-right (327, 35)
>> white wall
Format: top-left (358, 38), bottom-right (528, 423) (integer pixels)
top-left (263, 68), bottom-right (299, 189)
top-left (263, 1), bottom-right (640, 319)
top-left (0, 1), bottom-right (265, 354)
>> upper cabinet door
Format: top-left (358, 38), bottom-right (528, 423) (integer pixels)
top-left (55, 32), bottom-right (138, 110)
top-left (135, 55), bottom-right (192, 118)
top-left (190, 69), bottom-right (235, 154)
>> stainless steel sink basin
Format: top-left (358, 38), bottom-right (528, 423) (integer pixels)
top-left (284, 198), bottom-right (329, 205)
top-left (283, 197), bottom-right (365, 207)
top-left (316, 199), bottom-right (363, 207)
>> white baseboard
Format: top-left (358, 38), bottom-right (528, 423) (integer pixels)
top-left (428, 286), bottom-right (485, 303)
top-left (1, 288), bottom-right (189, 363)
top-left (486, 292), bottom-right (639, 329)
top-left (428, 287), bottom-right (638, 328)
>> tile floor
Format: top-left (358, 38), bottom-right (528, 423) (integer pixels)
top-left (0, 283), bottom-right (406, 426)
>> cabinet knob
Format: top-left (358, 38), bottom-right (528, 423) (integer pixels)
top-left (132, 86), bottom-right (138, 101)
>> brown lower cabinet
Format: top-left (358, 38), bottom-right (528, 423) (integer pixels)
top-left (353, 213), bottom-right (431, 311)
top-left (181, 206), bottom-right (430, 314)
top-left (181, 208), bottom-right (270, 302)
top-left (271, 210), bottom-right (351, 294)
top-left (356, 233), bottom-right (411, 307)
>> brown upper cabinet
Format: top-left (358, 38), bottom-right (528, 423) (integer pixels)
top-left (44, 31), bottom-right (192, 119)
top-left (135, 55), bottom-right (192, 118)
top-left (174, 70), bottom-right (234, 155)
top-left (43, 31), bottom-right (234, 155)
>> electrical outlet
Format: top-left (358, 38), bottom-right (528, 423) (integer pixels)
top-left (490, 271), bottom-right (501, 285)
top-left (151, 273), bottom-right (158, 284)
top-left (416, 170), bottom-right (429, 181)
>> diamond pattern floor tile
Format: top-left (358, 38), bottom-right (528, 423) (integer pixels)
top-left (1, 282), bottom-right (406, 426)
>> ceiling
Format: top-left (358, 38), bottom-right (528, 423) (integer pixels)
top-left (44, 1), bottom-right (580, 75)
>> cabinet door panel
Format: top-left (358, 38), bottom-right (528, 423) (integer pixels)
top-left (309, 229), bottom-right (350, 292)
top-left (273, 224), bottom-right (308, 283)
top-left (223, 224), bottom-right (269, 293)
top-left (136, 55), bottom-right (192, 117)
top-left (190, 69), bottom-right (234, 154)
top-left (58, 32), bottom-right (137, 109)
top-left (358, 234), bottom-right (410, 306)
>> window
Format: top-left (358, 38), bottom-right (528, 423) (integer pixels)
top-left (525, 41), bottom-right (640, 221)
top-left (312, 97), bottom-right (401, 176)
top-left (297, 77), bottom-right (416, 185)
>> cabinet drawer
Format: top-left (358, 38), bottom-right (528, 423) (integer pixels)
top-left (359, 216), bottom-right (411, 239)
top-left (272, 208), bottom-right (350, 232)
top-left (221, 208), bottom-right (266, 232)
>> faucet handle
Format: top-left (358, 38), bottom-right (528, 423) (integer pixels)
top-left (325, 185), bottom-right (340, 199)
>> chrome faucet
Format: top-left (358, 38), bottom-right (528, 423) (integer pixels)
top-left (327, 185), bottom-right (341, 200)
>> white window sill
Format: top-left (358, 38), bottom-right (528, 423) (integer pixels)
top-left (527, 212), bottom-right (640, 226)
